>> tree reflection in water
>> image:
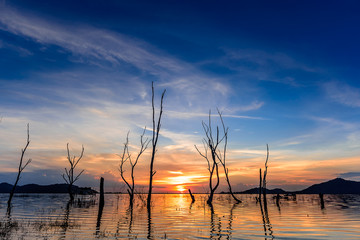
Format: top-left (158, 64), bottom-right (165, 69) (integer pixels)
top-left (95, 199), bottom-right (104, 237)
top-left (59, 200), bottom-right (71, 239)
top-left (127, 204), bottom-right (134, 237)
top-left (208, 202), bottom-right (221, 239)
top-left (1, 207), bottom-right (17, 239)
top-left (226, 202), bottom-right (240, 239)
top-left (147, 206), bottom-right (153, 240)
top-left (3, 194), bottom-right (358, 239)
top-left (259, 195), bottom-right (274, 239)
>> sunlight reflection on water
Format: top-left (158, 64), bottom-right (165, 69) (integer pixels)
top-left (0, 193), bottom-right (360, 239)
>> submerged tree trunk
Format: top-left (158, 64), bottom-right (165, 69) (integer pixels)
top-left (119, 130), bottom-right (149, 207)
top-left (217, 110), bottom-right (241, 203)
top-left (258, 168), bottom-right (262, 201)
top-left (188, 189), bottom-right (195, 202)
top-left (195, 111), bottom-right (225, 205)
top-left (207, 153), bottom-right (220, 204)
top-left (68, 183), bottom-right (74, 202)
top-left (262, 144), bottom-right (269, 200)
top-left (195, 110), bottom-right (240, 204)
top-left (62, 143), bottom-right (84, 201)
top-left (7, 124), bottom-right (32, 210)
top-left (258, 145), bottom-right (269, 204)
top-left (147, 82), bottom-right (166, 209)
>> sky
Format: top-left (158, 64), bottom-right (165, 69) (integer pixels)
top-left (1, 0), bottom-right (360, 193)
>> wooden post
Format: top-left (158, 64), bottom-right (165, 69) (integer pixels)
top-left (319, 193), bottom-right (324, 209)
top-left (96, 177), bottom-right (105, 235)
top-left (276, 193), bottom-right (280, 207)
top-left (188, 189), bottom-right (195, 203)
top-left (99, 177), bottom-right (104, 208)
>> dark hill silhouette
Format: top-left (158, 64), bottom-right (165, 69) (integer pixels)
top-left (0, 182), bottom-right (12, 193)
top-left (297, 178), bottom-right (360, 194)
top-left (224, 178), bottom-right (360, 194)
top-left (0, 182), bottom-right (97, 194)
top-left (236, 187), bottom-right (287, 194)
top-left (1, 178), bottom-right (359, 194)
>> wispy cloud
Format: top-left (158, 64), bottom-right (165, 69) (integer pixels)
top-left (324, 81), bottom-right (360, 107)
top-left (224, 101), bottom-right (265, 112)
top-left (309, 116), bottom-right (355, 130)
top-left (338, 172), bottom-right (360, 179)
top-left (0, 4), bottom-right (245, 113)
top-left (207, 48), bottom-right (322, 87)
top-left (0, 39), bottom-right (32, 56)
top-left (165, 110), bottom-right (264, 120)
top-left (224, 49), bottom-right (315, 71)
top-left (159, 78), bottom-right (229, 96)
top-left (278, 141), bottom-right (303, 147)
top-left (0, 4), bottom-right (182, 74)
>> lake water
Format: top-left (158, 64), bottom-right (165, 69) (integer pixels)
top-left (1, 193), bottom-right (360, 239)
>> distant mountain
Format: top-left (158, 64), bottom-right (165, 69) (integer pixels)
top-left (0, 182), bottom-right (12, 193)
top-left (0, 182), bottom-right (97, 194)
top-left (297, 178), bottom-right (360, 194)
top-left (237, 187), bottom-right (287, 194)
top-left (226, 178), bottom-right (360, 195)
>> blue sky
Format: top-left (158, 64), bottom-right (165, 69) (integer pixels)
top-left (1, 0), bottom-right (360, 192)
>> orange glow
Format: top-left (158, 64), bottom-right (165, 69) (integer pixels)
top-left (176, 185), bottom-right (186, 193)
top-left (30, 149), bottom-right (360, 193)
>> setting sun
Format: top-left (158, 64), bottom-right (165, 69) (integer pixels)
top-left (155, 173), bottom-right (208, 192)
top-left (176, 185), bottom-right (186, 193)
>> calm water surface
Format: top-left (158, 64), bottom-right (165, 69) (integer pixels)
top-left (0, 193), bottom-right (360, 239)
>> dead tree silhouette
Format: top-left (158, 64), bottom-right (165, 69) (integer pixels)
top-left (258, 144), bottom-right (269, 201)
top-left (259, 193), bottom-right (274, 239)
top-left (262, 144), bottom-right (269, 199)
top-left (147, 81), bottom-right (166, 209)
top-left (119, 129), bottom-right (150, 206)
top-left (62, 143), bottom-right (84, 201)
top-left (258, 168), bottom-right (262, 201)
top-left (7, 123), bottom-right (32, 210)
top-left (216, 109), bottom-right (241, 203)
top-left (195, 111), bottom-right (221, 205)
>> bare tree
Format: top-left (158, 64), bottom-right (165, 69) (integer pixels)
top-left (259, 144), bottom-right (269, 201)
top-left (7, 123), bottom-right (32, 209)
top-left (62, 143), bottom-right (84, 201)
top-left (195, 111), bottom-right (221, 205)
top-left (258, 168), bottom-right (262, 201)
top-left (262, 144), bottom-right (269, 198)
top-left (216, 110), bottom-right (241, 203)
top-left (119, 129), bottom-right (150, 206)
top-left (147, 82), bottom-right (166, 209)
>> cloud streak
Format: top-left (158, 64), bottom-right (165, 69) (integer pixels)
top-left (211, 48), bottom-right (322, 87)
top-left (0, 4), bottom-right (241, 112)
top-left (324, 81), bottom-right (360, 107)
top-left (0, 4), bottom-right (182, 74)
top-left (338, 172), bottom-right (360, 179)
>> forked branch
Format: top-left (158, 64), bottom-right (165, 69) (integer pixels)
top-left (195, 110), bottom-right (222, 204)
top-left (119, 128), bottom-right (150, 206)
top-left (262, 144), bottom-right (269, 197)
top-left (147, 82), bottom-right (166, 209)
top-left (215, 109), bottom-right (241, 203)
top-left (62, 143), bottom-right (85, 201)
top-left (7, 123), bottom-right (32, 209)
